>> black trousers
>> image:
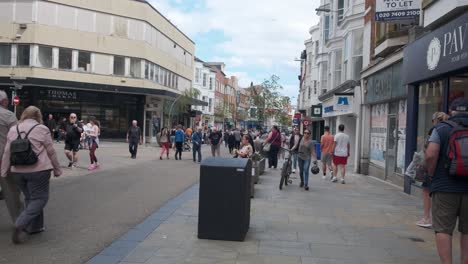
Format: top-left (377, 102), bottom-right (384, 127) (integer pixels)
top-left (129, 139), bottom-right (139, 157)
top-left (268, 144), bottom-right (280, 168)
top-left (175, 142), bottom-right (183, 159)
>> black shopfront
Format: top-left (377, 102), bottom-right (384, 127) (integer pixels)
top-left (0, 80), bottom-right (145, 139)
top-left (402, 12), bottom-right (468, 194)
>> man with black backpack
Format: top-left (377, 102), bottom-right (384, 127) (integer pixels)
top-left (64, 113), bottom-right (83, 168)
top-left (0, 90), bottom-right (23, 223)
top-left (426, 97), bottom-right (468, 264)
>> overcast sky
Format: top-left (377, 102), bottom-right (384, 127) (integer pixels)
top-left (148, 0), bottom-right (320, 99)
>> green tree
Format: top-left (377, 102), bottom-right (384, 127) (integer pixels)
top-left (168, 88), bottom-right (201, 125)
top-left (249, 75), bottom-right (290, 127)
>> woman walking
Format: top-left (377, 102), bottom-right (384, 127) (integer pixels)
top-left (265, 126), bottom-right (282, 169)
top-left (297, 129), bottom-right (317, 191)
top-left (1, 106), bottom-right (62, 244)
top-left (86, 117), bottom-right (100, 170)
top-left (416, 111), bottom-right (449, 228)
top-left (159, 127), bottom-right (170, 160)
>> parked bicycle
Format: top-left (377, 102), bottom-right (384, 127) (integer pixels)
top-left (279, 147), bottom-right (293, 190)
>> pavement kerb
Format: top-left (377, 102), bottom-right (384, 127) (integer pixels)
top-left (84, 183), bottom-right (200, 264)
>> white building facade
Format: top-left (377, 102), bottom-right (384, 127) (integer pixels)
top-left (193, 58), bottom-right (216, 128)
top-left (311, 0), bottom-right (365, 171)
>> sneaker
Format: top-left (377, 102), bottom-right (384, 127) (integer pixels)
top-left (341, 179), bottom-right (346, 184)
top-left (292, 169), bottom-right (296, 173)
top-left (160, 156), bottom-right (163, 160)
top-left (68, 162), bottom-right (73, 168)
top-left (416, 218), bottom-right (432, 228)
top-left (72, 163), bottom-right (78, 168)
top-left (322, 175), bottom-right (326, 180)
top-left (300, 182), bottom-right (304, 188)
top-left (332, 177), bottom-right (338, 183)
top-left (305, 186), bottom-right (309, 191)
top-left (88, 165), bottom-right (96, 171)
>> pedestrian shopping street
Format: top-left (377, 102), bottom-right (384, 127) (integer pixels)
top-left (85, 145), bottom-right (450, 264)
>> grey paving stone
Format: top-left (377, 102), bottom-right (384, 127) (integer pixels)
top-left (133, 219), bottom-right (163, 232)
top-left (100, 240), bottom-right (138, 258)
top-left (259, 240), bottom-right (312, 257)
top-left (119, 228), bottom-right (152, 242)
top-left (121, 246), bottom-right (157, 263)
top-left (236, 254), bottom-right (301, 264)
top-left (85, 255), bottom-right (121, 264)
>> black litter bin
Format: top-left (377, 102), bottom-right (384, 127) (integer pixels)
top-left (198, 158), bottom-right (251, 241)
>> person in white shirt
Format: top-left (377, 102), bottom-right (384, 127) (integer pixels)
top-left (332, 124), bottom-right (350, 184)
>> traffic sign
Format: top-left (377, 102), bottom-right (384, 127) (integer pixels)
top-left (13, 96), bottom-right (19, 106)
top-left (303, 120), bottom-right (310, 126)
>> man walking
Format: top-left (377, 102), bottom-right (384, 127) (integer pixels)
top-left (320, 126), bottom-right (334, 180)
top-left (46, 114), bottom-right (56, 140)
top-left (64, 113), bottom-right (83, 167)
top-left (208, 127), bottom-right (222, 157)
top-left (126, 120), bottom-right (142, 159)
top-left (332, 124), bottom-right (350, 184)
top-left (174, 125), bottom-right (185, 160)
top-left (289, 128), bottom-right (302, 173)
top-left (425, 98), bottom-right (468, 264)
top-left (0, 90), bottom-right (23, 223)
top-left (192, 127), bottom-right (203, 163)
top-left (234, 129), bottom-right (241, 150)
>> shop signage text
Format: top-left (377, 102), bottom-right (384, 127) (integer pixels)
top-left (365, 62), bottom-right (406, 104)
top-left (322, 95), bottom-right (354, 117)
top-left (403, 13), bottom-right (468, 84)
top-left (375, 0), bottom-right (421, 22)
top-left (46, 89), bottom-right (78, 100)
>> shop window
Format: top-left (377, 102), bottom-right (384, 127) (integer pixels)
top-left (113, 56), bottom-right (125, 76)
top-left (334, 49), bottom-right (342, 88)
top-left (59, 48), bottom-right (72, 70)
top-left (449, 73), bottom-right (468, 106)
top-left (0, 44), bottom-right (11, 65)
top-left (337, 0), bottom-right (344, 21)
top-left (130, 58), bottom-right (141, 78)
top-left (17, 45), bottom-right (30, 66)
top-left (78, 51), bottom-right (91, 72)
top-left (417, 80), bottom-right (444, 151)
top-left (155, 65), bottom-right (160, 83)
top-left (352, 29), bottom-right (364, 81)
top-left (324, 15), bottom-right (330, 42)
top-left (37, 46), bottom-right (53, 68)
top-left (195, 68), bottom-right (200, 83)
top-left (144, 61), bottom-right (150, 79)
top-left (150, 63), bottom-right (155, 81)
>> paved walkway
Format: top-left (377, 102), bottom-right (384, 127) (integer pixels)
top-left (85, 150), bottom-right (458, 264)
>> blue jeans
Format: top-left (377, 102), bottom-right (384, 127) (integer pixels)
top-left (298, 158), bottom-right (311, 187)
top-left (192, 143), bottom-right (201, 162)
top-left (292, 152), bottom-right (298, 170)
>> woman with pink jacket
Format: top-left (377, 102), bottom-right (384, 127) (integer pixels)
top-left (1, 106), bottom-right (62, 244)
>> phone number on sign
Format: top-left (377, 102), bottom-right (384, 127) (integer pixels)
top-left (376, 10), bottom-right (420, 20)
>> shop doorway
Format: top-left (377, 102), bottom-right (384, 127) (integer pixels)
top-left (385, 114), bottom-right (398, 179)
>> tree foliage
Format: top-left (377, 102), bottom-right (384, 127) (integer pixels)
top-left (249, 75), bottom-right (290, 126)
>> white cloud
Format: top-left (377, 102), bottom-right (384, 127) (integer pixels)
top-left (149, 0), bottom-right (320, 70)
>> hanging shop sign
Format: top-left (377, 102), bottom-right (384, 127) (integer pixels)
top-left (403, 12), bottom-right (468, 84)
top-left (311, 105), bottom-right (322, 117)
top-left (375, 0), bottom-right (421, 22)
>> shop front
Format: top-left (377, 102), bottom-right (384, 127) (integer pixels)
top-left (11, 86), bottom-right (145, 139)
top-left (322, 93), bottom-right (357, 169)
top-left (363, 61), bottom-right (407, 186)
top-left (402, 12), bottom-right (468, 194)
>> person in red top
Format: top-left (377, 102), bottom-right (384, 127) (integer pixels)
top-left (266, 126), bottom-right (282, 169)
top-left (320, 126), bottom-right (334, 180)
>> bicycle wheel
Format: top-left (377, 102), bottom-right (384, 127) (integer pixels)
top-left (279, 174), bottom-right (285, 190)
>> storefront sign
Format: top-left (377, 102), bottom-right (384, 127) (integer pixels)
top-left (46, 89), bottom-right (78, 101)
top-left (375, 0), bottom-right (421, 22)
top-left (322, 95), bottom-right (354, 117)
top-left (311, 105), bottom-right (322, 117)
top-left (403, 12), bottom-right (468, 84)
top-left (365, 62), bottom-right (406, 104)
top-left (293, 118), bottom-right (301, 125)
